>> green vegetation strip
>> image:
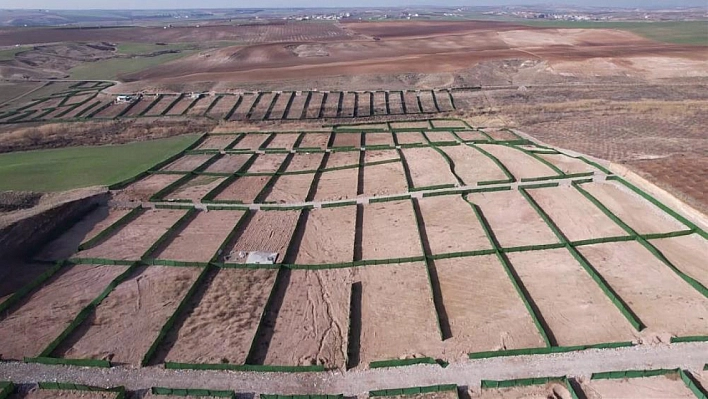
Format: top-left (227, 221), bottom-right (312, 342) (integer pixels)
top-left (152, 387), bottom-right (235, 398)
top-left (370, 384), bottom-right (457, 397)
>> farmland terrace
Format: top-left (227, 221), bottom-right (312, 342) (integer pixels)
top-left (0, 118), bottom-right (706, 397)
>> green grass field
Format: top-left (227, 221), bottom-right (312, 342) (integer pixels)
top-left (68, 51), bottom-right (197, 80)
top-left (0, 46), bottom-right (31, 61)
top-left (0, 134), bottom-right (200, 192)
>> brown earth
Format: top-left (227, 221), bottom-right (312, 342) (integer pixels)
top-left (649, 234), bottom-right (708, 289)
top-left (21, 389), bottom-right (120, 399)
top-left (402, 147), bottom-right (458, 188)
top-left (312, 168), bottom-right (358, 202)
top-left (294, 207), bottom-right (356, 265)
top-left (580, 374), bottom-right (695, 399)
top-left (168, 175), bottom-right (226, 202)
top-left (440, 144), bottom-right (508, 185)
top-left (264, 173), bottom-right (315, 203)
top-left (476, 144), bottom-right (558, 180)
top-left (361, 200), bottom-right (421, 261)
top-left (470, 382), bottom-right (571, 399)
top-left (213, 175), bottom-right (269, 203)
top-left (417, 195), bottom-right (490, 255)
top-left (223, 210), bottom-right (300, 264)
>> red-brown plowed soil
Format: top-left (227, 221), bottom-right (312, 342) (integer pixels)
top-left (264, 173), bottom-right (314, 203)
top-left (313, 168), bottom-right (358, 202)
top-left (156, 210), bottom-right (244, 262)
top-left (160, 154), bottom-right (214, 172)
top-left (361, 162), bottom-right (408, 197)
top-left (267, 133), bottom-right (299, 149)
top-left (205, 154), bottom-right (253, 174)
top-left (113, 174), bottom-right (183, 202)
top-left (168, 175), bottom-right (227, 202)
top-left (213, 175), bottom-right (269, 203)
top-left (286, 152), bottom-right (324, 172)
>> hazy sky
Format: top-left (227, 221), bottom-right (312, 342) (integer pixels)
top-left (2, 0), bottom-right (706, 10)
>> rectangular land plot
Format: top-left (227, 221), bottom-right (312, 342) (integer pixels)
top-left (395, 131), bottom-right (427, 145)
top-left (356, 92), bottom-right (372, 117)
top-left (372, 91), bottom-right (387, 115)
top-left (285, 92), bottom-right (307, 120)
top-left (441, 145), bottom-right (508, 185)
top-left (340, 92), bottom-right (356, 118)
top-left (297, 132), bottom-right (330, 149)
top-left (313, 168), bottom-right (358, 202)
top-left (580, 375), bottom-right (696, 399)
top-left (425, 131), bottom-right (457, 144)
top-left (223, 210), bottom-right (300, 264)
top-left (508, 248), bottom-right (637, 346)
top-left (332, 132), bottom-right (361, 149)
top-left (156, 210), bottom-right (244, 262)
top-left (36, 206), bottom-right (133, 261)
top-left (60, 100), bottom-right (101, 119)
top-left (358, 262), bottom-right (440, 365)
top-left (144, 95), bottom-right (176, 116)
top-left (0, 264), bottom-right (128, 360)
top-left (325, 150), bottom-right (359, 169)
top-left (527, 185), bottom-right (629, 242)
top-left (249, 92), bottom-right (276, 120)
top-left (285, 152), bottom-right (324, 172)
top-left (121, 97), bottom-right (154, 117)
top-left (76, 209), bottom-right (187, 261)
top-left (387, 91), bottom-right (404, 114)
top-left (168, 175), bottom-right (227, 202)
top-left (207, 95), bottom-right (240, 119)
top-left (361, 162), bottom-right (408, 197)
top-left (114, 174), bottom-right (183, 202)
top-left (581, 181), bottom-right (687, 234)
top-left (467, 190), bottom-right (560, 248)
top-left (431, 119), bottom-right (466, 129)
top-left (163, 267), bottom-right (276, 365)
top-left (245, 153), bottom-right (288, 173)
top-left (160, 154), bottom-right (214, 172)
top-left (305, 92), bottom-right (325, 119)
top-left (418, 195), bottom-right (491, 255)
top-left (263, 173), bottom-right (315, 203)
top-left (196, 135), bottom-right (238, 150)
top-left (579, 241), bottom-right (708, 337)
top-left (403, 92), bottom-right (421, 114)
top-left (456, 130), bottom-right (490, 142)
top-left (213, 175), bottom-right (269, 203)
top-left (364, 132), bottom-right (395, 148)
top-left (93, 102), bottom-right (130, 118)
top-left (402, 147), bottom-right (458, 188)
top-left (364, 149), bottom-right (399, 163)
top-left (204, 154), bottom-right (253, 174)
top-left (477, 144), bottom-right (559, 180)
top-left (185, 95), bottom-right (216, 116)
top-left (233, 133), bottom-right (270, 150)
top-left (294, 206), bottom-right (356, 264)
top-left (0, 261), bottom-right (54, 305)
top-left (538, 153), bottom-right (599, 174)
top-left (56, 265), bottom-right (202, 365)
top-left (322, 92), bottom-right (341, 118)
top-left (434, 91), bottom-right (454, 112)
top-left (482, 128), bottom-right (519, 141)
top-left (391, 121), bottom-right (430, 130)
top-left (165, 96), bottom-right (194, 115)
top-left (473, 382), bottom-right (572, 399)
top-left (229, 94), bottom-right (257, 121)
top-left (267, 92), bottom-right (292, 120)
top-left (650, 234), bottom-right (708, 289)
top-left (418, 90), bottom-right (438, 113)
top-left (436, 256), bottom-right (546, 354)
top-left (361, 200), bottom-right (422, 260)
top-left (267, 133), bottom-right (299, 150)
top-left (263, 268), bottom-right (351, 368)
top-left (23, 389), bottom-right (122, 399)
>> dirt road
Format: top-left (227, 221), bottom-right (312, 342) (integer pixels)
top-left (1, 343), bottom-right (706, 395)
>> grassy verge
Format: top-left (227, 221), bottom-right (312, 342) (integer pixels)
top-left (69, 51), bottom-right (197, 80)
top-left (0, 134), bottom-right (200, 192)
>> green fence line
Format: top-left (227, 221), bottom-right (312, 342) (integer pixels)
top-left (67, 257), bottom-right (135, 265)
top-left (671, 335), bottom-right (708, 343)
top-left (154, 203), bottom-right (196, 210)
top-left (396, 148), bottom-right (416, 191)
top-left (466, 143), bottom-right (516, 182)
top-left (78, 206), bottom-right (145, 251)
top-left (410, 183), bottom-right (458, 192)
top-left (322, 200), bottom-right (359, 208)
top-left (680, 369), bottom-right (708, 399)
top-left (369, 194), bottom-right (412, 203)
top-left (141, 208), bottom-right (198, 261)
top-left (641, 229), bottom-right (695, 240)
top-left (143, 259), bottom-right (209, 267)
top-left (0, 382), bottom-right (13, 399)
top-left (141, 263), bottom-right (212, 366)
top-left (504, 143), bottom-right (564, 177)
top-left (37, 382), bottom-right (124, 398)
top-left (152, 387), bottom-right (235, 398)
top-left (429, 146), bottom-right (466, 186)
top-left (0, 261), bottom-right (64, 316)
top-left (481, 376), bottom-right (567, 389)
top-left (520, 181), bottom-right (560, 189)
top-left (591, 368), bottom-right (679, 380)
top-left (24, 356), bottom-right (111, 368)
top-left (370, 357), bottom-right (438, 369)
top-left (577, 156), bottom-right (612, 174)
top-left (148, 173), bottom-right (195, 202)
top-left (165, 361), bottom-right (326, 372)
top-left (262, 395), bottom-right (343, 399)
top-left (469, 341), bottom-right (633, 359)
top-left (370, 384), bottom-right (457, 397)
top-left (210, 210), bottom-right (251, 264)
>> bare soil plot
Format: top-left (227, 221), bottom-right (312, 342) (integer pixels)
top-left (56, 265), bottom-right (202, 365)
top-left (418, 195), bottom-right (490, 255)
top-left (476, 144), bottom-right (558, 180)
top-left (392, 121), bottom-right (431, 130)
top-left (26, 96), bottom-right (64, 111)
top-left (229, 93), bottom-right (258, 121)
top-left (36, 206), bottom-right (132, 261)
top-left (0, 261), bottom-right (53, 306)
top-left (441, 144), bottom-right (508, 185)
top-left (0, 264), bottom-right (128, 360)
top-left (156, 210), bottom-right (244, 262)
top-left (340, 92), bottom-right (356, 118)
top-left (526, 186), bottom-right (629, 242)
top-left (168, 176), bottom-right (227, 202)
top-left (76, 209), bottom-right (187, 261)
top-left (93, 102), bottom-right (130, 118)
top-left (267, 92), bottom-right (292, 120)
top-left (508, 249), bottom-right (637, 346)
top-left (650, 234), bottom-right (708, 289)
top-left (263, 268), bottom-right (351, 368)
top-left (113, 174), bottom-right (183, 202)
top-left (388, 91), bottom-right (405, 114)
top-left (482, 129), bottom-right (519, 141)
top-left (313, 168), bottom-right (358, 202)
top-left (580, 375), bottom-right (696, 399)
top-left (373, 92), bottom-right (387, 116)
top-left (60, 100), bottom-right (102, 119)
top-left (456, 130), bottom-right (490, 141)
top-left (387, 391), bottom-right (457, 399)
top-left (332, 133), bottom-right (361, 149)
top-left (294, 206), bottom-right (356, 264)
top-left (356, 92), bottom-right (372, 117)
top-left (165, 96), bottom-right (195, 116)
top-left (185, 96), bottom-right (216, 116)
top-left (22, 389), bottom-right (120, 399)
top-left (249, 92), bottom-right (276, 120)
top-left (213, 176), bottom-right (269, 203)
top-left (538, 153), bottom-right (599, 175)
top-left (325, 150), bottom-right (359, 168)
top-left (364, 133), bottom-right (395, 148)
top-left (362, 162), bottom-right (408, 197)
top-left (285, 92), bottom-right (308, 120)
top-left (467, 190), bottom-right (559, 248)
top-left (432, 120), bottom-right (466, 130)
top-left (160, 154), bottom-right (213, 172)
top-left (264, 173), bottom-right (315, 203)
top-left (436, 256), bottom-right (546, 354)
top-left (425, 131), bottom-right (457, 144)
top-left (305, 92), bottom-right (325, 119)
top-left (196, 135), bottom-right (238, 150)
top-left (204, 154), bottom-right (253, 174)
top-left (206, 95), bottom-right (240, 119)
top-left (581, 181), bottom-right (686, 234)
top-left (144, 95), bottom-right (175, 116)
top-left (418, 90), bottom-right (438, 113)
top-left (402, 147), bottom-right (458, 188)
top-left (579, 241), bottom-right (708, 338)
top-left (395, 132), bottom-right (427, 145)
top-left (297, 132), bottom-right (330, 149)
top-left (358, 262), bottom-right (439, 365)
top-left (361, 200), bottom-right (422, 260)
top-left (163, 268), bottom-right (276, 365)
top-left (245, 154), bottom-right (288, 173)
top-left (364, 150), bottom-right (399, 163)
top-left (224, 210), bottom-right (300, 264)
top-left (267, 133), bottom-right (299, 149)
top-left (285, 153), bottom-right (324, 172)
top-left (233, 133), bottom-right (270, 150)
top-left (403, 92), bottom-right (422, 114)
top-left (471, 382), bottom-right (571, 399)
top-left (433, 91), bottom-right (455, 112)
top-left (322, 92), bottom-right (341, 118)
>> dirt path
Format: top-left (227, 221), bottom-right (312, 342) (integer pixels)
top-left (1, 343), bottom-right (706, 395)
